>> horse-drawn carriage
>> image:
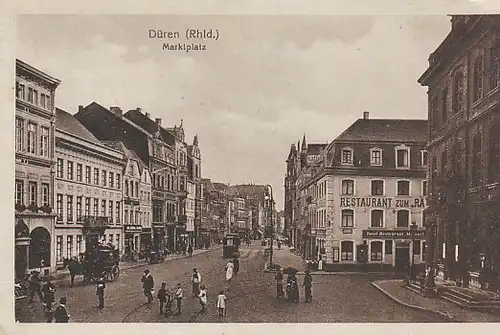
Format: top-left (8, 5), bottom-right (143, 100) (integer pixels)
top-left (63, 243), bottom-right (120, 286)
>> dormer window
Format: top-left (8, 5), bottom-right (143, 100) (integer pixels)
top-left (341, 148), bottom-right (353, 165)
top-left (370, 148), bottom-right (382, 166)
top-left (395, 145), bottom-right (410, 169)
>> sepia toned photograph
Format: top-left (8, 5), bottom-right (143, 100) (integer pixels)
top-left (12, 13), bottom-right (500, 324)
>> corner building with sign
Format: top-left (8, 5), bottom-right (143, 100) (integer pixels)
top-left (319, 112), bottom-right (428, 271)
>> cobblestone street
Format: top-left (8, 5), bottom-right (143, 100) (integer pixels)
top-left (17, 242), bottom-right (445, 323)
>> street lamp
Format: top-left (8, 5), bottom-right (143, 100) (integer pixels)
top-left (264, 184), bottom-right (274, 266)
top-left (410, 221), bottom-right (418, 281)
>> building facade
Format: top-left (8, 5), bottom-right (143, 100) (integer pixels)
top-left (15, 59), bottom-right (61, 278)
top-left (54, 108), bottom-right (124, 268)
top-left (188, 135), bottom-right (203, 248)
top-left (287, 113), bottom-right (429, 271)
top-left (419, 15), bottom-right (500, 289)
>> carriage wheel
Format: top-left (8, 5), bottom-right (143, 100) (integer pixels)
top-left (111, 266), bottom-right (120, 281)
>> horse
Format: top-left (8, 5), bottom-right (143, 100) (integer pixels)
top-left (62, 257), bottom-right (87, 287)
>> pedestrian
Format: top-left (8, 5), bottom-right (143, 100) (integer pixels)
top-left (318, 255), bottom-right (324, 271)
top-left (41, 279), bottom-right (56, 310)
top-left (198, 284), bottom-right (207, 312)
top-left (28, 271), bottom-right (43, 303)
top-left (188, 244), bottom-right (193, 257)
top-left (233, 257), bottom-right (240, 276)
top-left (96, 277), bottom-right (106, 309)
top-left (225, 259), bottom-right (234, 286)
top-left (275, 268), bottom-right (284, 299)
top-left (174, 283), bottom-right (183, 315)
top-left (303, 269), bottom-right (313, 303)
top-left (157, 282), bottom-right (167, 314)
top-left (192, 268), bottom-right (201, 296)
top-left (53, 297), bottom-right (70, 323)
top-left (217, 290), bottom-right (227, 319)
top-left (141, 270), bottom-right (154, 303)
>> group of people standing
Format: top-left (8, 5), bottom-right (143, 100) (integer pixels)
top-left (275, 268), bottom-right (313, 303)
top-left (23, 271), bottom-right (71, 323)
top-left (140, 264), bottom-right (233, 320)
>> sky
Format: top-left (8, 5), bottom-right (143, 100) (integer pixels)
top-left (16, 15), bottom-right (452, 210)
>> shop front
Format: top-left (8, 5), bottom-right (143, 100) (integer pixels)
top-left (124, 224), bottom-right (142, 254)
top-left (140, 228), bottom-right (152, 259)
top-left (199, 228), bottom-right (211, 248)
top-left (15, 220), bottom-right (31, 280)
top-left (152, 225), bottom-right (166, 253)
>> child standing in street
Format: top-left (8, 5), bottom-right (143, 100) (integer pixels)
top-left (217, 290), bottom-right (227, 319)
top-left (157, 282), bottom-right (167, 314)
top-left (174, 283), bottom-right (183, 315)
top-left (198, 285), bottom-right (207, 312)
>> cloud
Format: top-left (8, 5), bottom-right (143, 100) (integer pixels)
top-left (16, 15), bottom-right (451, 209)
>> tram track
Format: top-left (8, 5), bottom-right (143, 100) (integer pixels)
top-left (121, 247), bottom-right (263, 323)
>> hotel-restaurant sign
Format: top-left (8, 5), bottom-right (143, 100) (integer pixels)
top-left (362, 230), bottom-right (426, 239)
top-left (340, 197), bottom-right (426, 209)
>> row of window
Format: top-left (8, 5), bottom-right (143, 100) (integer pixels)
top-left (16, 82), bottom-right (51, 110)
top-left (15, 118), bottom-right (50, 157)
top-left (56, 158), bottom-right (122, 190)
top-left (431, 48), bottom-right (500, 131)
top-left (152, 202), bottom-right (177, 223)
top-left (56, 195), bottom-right (122, 223)
top-left (309, 208), bottom-right (327, 229)
top-left (339, 240), bottom-right (425, 262)
top-left (15, 180), bottom-right (50, 207)
top-left (340, 147), bottom-right (427, 168)
top-left (430, 123), bottom-right (499, 185)
top-left (341, 179), bottom-right (427, 197)
top-left (55, 234), bottom-right (120, 263)
top-left (123, 208), bottom-right (150, 226)
top-left (341, 209), bottom-right (422, 228)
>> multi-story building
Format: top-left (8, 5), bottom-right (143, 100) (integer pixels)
top-left (188, 135), bottom-right (203, 248)
top-left (228, 184), bottom-right (266, 239)
top-left (15, 59), bottom-right (61, 278)
top-left (76, 104), bottom-right (176, 253)
top-left (54, 108), bottom-right (124, 267)
top-left (102, 141), bottom-right (152, 258)
top-left (285, 145), bottom-right (298, 243)
top-left (166, 122), bottom-right (190, 248)
top-left (287, 113), bottom-right (429, 271)
top-left (123, 110), bottom-right (179, 251)
top-left (201, 179), bottom-right (227, 244)
top-left (419, 15), bottom-right (500, 289)
top-left (186, 177), bottom-right (196, 246)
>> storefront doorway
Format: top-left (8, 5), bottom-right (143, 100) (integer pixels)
top-left (395, 243), bottom-right (410, 272)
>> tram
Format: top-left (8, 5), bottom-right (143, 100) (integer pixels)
top-left (223, 233), bottom-right (241, 258)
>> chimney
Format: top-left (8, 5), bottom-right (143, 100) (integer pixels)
top-left (145, 112), bottom-right (151, 118)
top-left (137, 107), bottom-right (142, 113)
top-left (363, 111), bottom-right (369, 120)
top-left (78, 105), bottom-right (83, 113)
top-left (110, 106), bottom-right (123, 117)
top-left (155, 118), bottom-right (162, 126)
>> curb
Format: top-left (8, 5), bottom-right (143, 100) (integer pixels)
top-left (370, 281), bottom-right (453, 321)
top-left (51, 247), bottom-right (222, 285)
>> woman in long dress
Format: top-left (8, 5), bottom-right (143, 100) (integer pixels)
top-left (225, 260), bottom-right (234, 286)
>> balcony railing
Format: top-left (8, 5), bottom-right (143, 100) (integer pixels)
top-left (82, 216), bottom-right (110, 228)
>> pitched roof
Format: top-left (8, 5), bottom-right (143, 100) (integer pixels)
top-left (124, 110), bottom-right (176, 146)
top-left (56, 108), bottom-right (100, 143)
top-left (101, 140), bottom-right (147, 170)
top-left (228, 184), bottom-right (266, 203)
top-left (334, 119), bottom-right (428, 143)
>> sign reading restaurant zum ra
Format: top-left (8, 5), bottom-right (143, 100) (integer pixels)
top-left (340, 197), bottom-right (426, 209)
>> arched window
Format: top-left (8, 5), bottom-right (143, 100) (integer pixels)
top-left (441, 88), bottom-right (448, 124)
top-left (473, 55), bottom-right (484, 101)
top-left (370, 241), bottom-right (383, 261)
top-left (453, 71), bottom-right (464, 113)
top-left (340, 241), bottom-right (354, 261)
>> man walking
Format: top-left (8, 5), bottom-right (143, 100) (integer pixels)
top-left (141, 270), bottom-right (154, 303)
top-left (303, 269), bottom-right (313, 303)
top-left (28, 272), bottom-right (43, 303)
top-left (192, 268), bottom-right (201, 297)
top-left (96, 277), bottom-right (106, 309)
top-left (157, 282), bottom-right (167, 314)
top-left (188, 244), bottom-right (193, 257)
top-left (53, 297), bottom-right (70, 323)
